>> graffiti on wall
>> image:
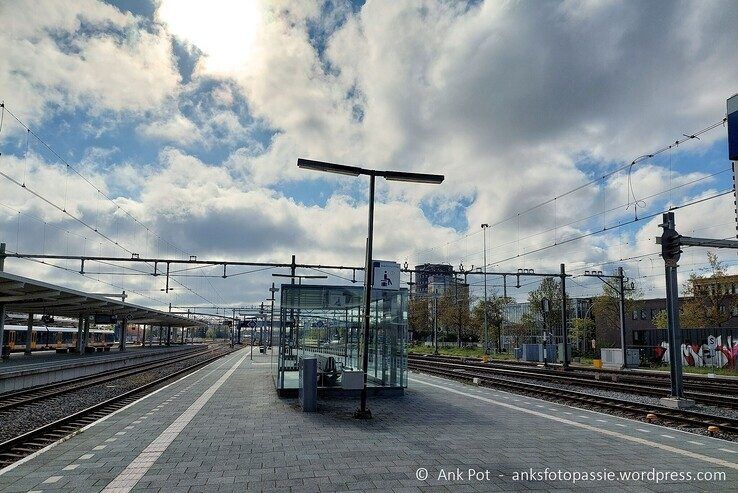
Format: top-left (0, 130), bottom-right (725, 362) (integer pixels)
top-left (654, 335), bottom-right (737, 369)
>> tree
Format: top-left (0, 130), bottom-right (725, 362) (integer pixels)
top-left (652, 251), bottom-right (734, 329)
top-left (685, 252), bottom-right (736, 327)
top-left (437, 285), bottom-right (472, 346)
top-left (591, 278), bottom-right (640, 349)
top-left (471, 295), bottom-right (509, 351)
top-left (521, 277), bottom-right (564, 334)
top-left (569, 317), bottom-right (595, 356)
top-left (408, 297), bottom-right (432, 341)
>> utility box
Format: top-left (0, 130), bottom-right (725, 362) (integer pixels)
top-left (521, 344), bottom-right (540, 362)
top-left (341, 370), bottom-right (364, 390)
top-left (299, 357), bottom-right (317, 412)
top-left (625, 348), bottom-right (640, 368)
top-left (600, 348), bottom-right (624, 369)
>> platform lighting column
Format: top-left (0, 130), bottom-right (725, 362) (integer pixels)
top-left (166, 325), bottom-right (171, 346)
top-left (481, 224), bottom-right (489, 354)
top-left (25, 313), bottom-right (33, 355)
top-left (297, 157), bottom-right (444, 419)
top-left (141, 325), bottom-right (146, 347)
top-left (269, 283), bottom-right (278, 347)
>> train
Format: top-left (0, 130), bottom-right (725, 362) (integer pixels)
top-left (1, 325), bottom-right (116, 353)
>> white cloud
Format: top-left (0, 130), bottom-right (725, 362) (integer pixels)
top-left (0, 0), bottom-right (180, 126)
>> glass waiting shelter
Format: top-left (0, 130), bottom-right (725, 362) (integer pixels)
top-left (272, 284), bottom-right (408, 395)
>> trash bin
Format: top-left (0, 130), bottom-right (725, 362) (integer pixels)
top-left (299, 357), bottom-right (317, 412)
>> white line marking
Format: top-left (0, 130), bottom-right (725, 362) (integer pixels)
top-left (596, 419), bottom-right (607, 423)
top-left (409, 377), bottom-right (738, 470)
top-left (661, 434), bottom-right (676, 439)
top-left (0, 348), bottom-right (246, 476)
top-left (102, 352), bottom-right (249, 493)
top-left (115, 432), bottom-right (126, 436)
top-left (93, 445), bottom-right (106, 451)
top-left (614, 424), bottom-right (627, 428)
top-left (636, 428), bottom-right (651, 433)
top-left (104, 438), bottom-right (117, 443)
top-left (79, 454), bottom-right (94, 460)
top-left (719, 448), bottom-right (736, 454)
top-left (578, 415), bottom-right (589, 419)
top-left (43, 476), bottom-right (62, 484)
top-left (62, 464), bottom-right (79, 471)
top-left (687, 441), bottom-right (704, 446)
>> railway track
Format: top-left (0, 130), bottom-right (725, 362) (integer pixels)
top-left (0, 345), bottom-right (238, 469)
top-left (408, 358), bottom-right (738, 436)
top-left (0, 345), bottom-right (211, 413)
top-left (409, 354), bottom-right (738, 405)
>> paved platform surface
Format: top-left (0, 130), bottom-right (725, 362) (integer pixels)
top-left (0, 349), bottom-right (736, 492)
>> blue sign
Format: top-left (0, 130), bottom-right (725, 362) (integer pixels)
top-left (729, 94), bottom-right (738, 161)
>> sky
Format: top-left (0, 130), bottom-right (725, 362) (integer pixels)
top-left (0, 0), bottom-right (737, 313)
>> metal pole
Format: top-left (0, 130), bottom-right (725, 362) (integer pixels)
top-left (356, 174), bottom-right (375, 419)
top-left (482, 225), bottom-right (488, 354)
top-left (618, 267), bottom-right (627, 369)
top-left (560, 263), bottom-right (569, 369)
top-left (120, 319), bottom-right (127, 352)
top-left (142, 324), bottom-right (146, 347)
top-left (166, 325), bottom-right (171, 346)
top-left (433, 290), bottom-right (439, 355)
top-left (270, 283), bottom-right (276, 347)
top-left (76, 315), bottom-right (84, 353)
top-left (0, 303), bottom-right (6, 361)
top-left (25, 313), bottom-right (33, 355)
top-left (454, 276), bottom-right (461, 347)
top-left (82, 316), bottom-right (90, 354)
top-left (662, 213), bottom-right (685, 398)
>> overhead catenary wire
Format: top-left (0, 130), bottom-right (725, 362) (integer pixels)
top-left (0, 103), bottom-right (192, 258)
top-left (417, 117), bottom-right (727, 264)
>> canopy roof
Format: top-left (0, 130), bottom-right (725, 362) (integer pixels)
top-left (0, 271), bottom-right (204, 327)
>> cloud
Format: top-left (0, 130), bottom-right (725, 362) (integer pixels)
top-left (1, 0), bottom-right (737, 308)
top-left (0, 0), bottom-right (180, 126)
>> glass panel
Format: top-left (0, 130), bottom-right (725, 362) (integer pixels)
top-left (274, 284), bottom-right (408, 390)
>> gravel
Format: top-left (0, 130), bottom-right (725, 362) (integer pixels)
top-left (0, 347), bottom-right (231, 442)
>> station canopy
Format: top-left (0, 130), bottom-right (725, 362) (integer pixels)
top-left (0, 271), bottom-right (203, 327)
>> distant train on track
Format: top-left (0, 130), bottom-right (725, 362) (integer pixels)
top-left (2, 325), bottom-right (115, 353)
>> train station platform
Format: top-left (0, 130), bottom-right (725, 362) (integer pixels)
top-left (0, 345), bottom-right (194, 371)
top-left (0, 345), bottom-right (205, 393)
top-left (0, 349), bottom-right (735, 492)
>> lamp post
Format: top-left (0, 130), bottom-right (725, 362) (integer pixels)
top-left (481, 223), bottom-right (489, 354)
top-left (297, 158), bottom-right (444, 419)
top-left (268, 283), bottom-right (279, 348)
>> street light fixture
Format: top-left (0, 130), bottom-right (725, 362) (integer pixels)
top-left (297, 157), bottom-right (444, 419)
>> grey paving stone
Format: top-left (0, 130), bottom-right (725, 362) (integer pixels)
top-left (1, 351), bottom-right (736, 493)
